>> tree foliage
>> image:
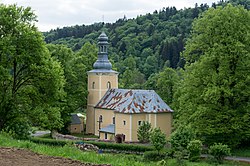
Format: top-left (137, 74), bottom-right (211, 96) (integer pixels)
top-left (137, 121), bottom-right (152, 143)
top-left (43, 1), bottom-right (249, 90)
top-left (150, 128), bottom-right (167, 153)
top-left (170, 126), bottom-right (195, 150)
top-left (156, 67), bottom-right (181, 105)
top-left (176, 4), bottom-right (250, 147)
top-left (0, 4), bottom-right (65, 138)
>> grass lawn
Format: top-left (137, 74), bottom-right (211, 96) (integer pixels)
top-left (70, 133), bottom-right (99, 139)
top-left (0, 133), bottom-right (248, 166)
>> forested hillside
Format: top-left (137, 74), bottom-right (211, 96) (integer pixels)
top-left (43, 0), bottom-right (249, 90)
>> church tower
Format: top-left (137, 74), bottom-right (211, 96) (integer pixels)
top-left (86, 32), bottom-right (118, 134)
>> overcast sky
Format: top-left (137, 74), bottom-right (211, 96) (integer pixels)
top-left (1, 0), bottom-right (216, 32)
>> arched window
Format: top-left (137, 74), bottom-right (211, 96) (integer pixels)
top-left (99, 115), bottom-right (103, 122)
top-left (107, 81), bottom-right (111, 89)
top-left (92, 82), bottom-right (95, 89)
top-left (112, 117), bottom-right (115, 124)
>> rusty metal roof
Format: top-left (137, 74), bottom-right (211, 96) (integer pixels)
top-left (95, 89), bottom-right (173, 114)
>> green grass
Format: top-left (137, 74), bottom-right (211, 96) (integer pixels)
top-left (0, 134), bottom-right (248, 166)
top-left (0, 134), bottom-right (153, 166)
top-left (70, 133), bottom-right (98, 138)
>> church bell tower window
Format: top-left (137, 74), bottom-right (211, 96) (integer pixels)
top-left (107, 81), bottom-right (111, 89)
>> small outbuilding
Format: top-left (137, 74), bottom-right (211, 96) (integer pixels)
top-left (68, 113), bottom-right (84, 134)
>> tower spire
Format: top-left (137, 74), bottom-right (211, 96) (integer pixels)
top-left (93, 32), bottom-right (112, 70)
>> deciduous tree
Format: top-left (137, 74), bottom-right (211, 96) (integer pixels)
top-left (176, 4), bottom-right (250, 147)
top-left (0, 4), bottom-right (65, 138)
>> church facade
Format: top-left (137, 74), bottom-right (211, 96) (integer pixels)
top-left (86, 32), bottom-right (173, 142)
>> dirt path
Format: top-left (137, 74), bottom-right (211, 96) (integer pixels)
top-left (0, 147), bottom-right (110, 166)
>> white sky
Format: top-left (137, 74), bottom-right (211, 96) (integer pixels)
top-left (1, 0), bottom-right (217, 32)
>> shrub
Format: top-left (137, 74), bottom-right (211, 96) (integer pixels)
top-left (170, 126), bottom-right (195, 150)
top-left (209, 143), bottom-right (231, 163)
top-left (173, 147), bottom-right (188, 165)
top-left (137, 121), bottom-right (152, 143)
top-left (163, 148), bottom-right (175, 158)
top-left (187, 140), bottom-right (202, 161)
top-left (4, 117), bottom-right (32, 140)
top-left (150, 128), bottom-right (167, 153)
top-left (143, 150), bottom-right (165, 161)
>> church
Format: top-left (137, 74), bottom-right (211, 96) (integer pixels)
top-left (86, 32), bottom-right (173, 142)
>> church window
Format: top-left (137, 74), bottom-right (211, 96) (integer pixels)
top-left (107, 81), bottom-right (111, 89)
top-left (123, 120), bottom-right (126, 125)
top-left (138, 121), bottom-right (142, 126)
top-left (99, 115), bottom-right (103, 122)
top-left (113, 117), bottom-right (115, 124)
top-left (105, 133), bottom-right (107, 139)
top-left (92, 82), bottom-right (95, 89)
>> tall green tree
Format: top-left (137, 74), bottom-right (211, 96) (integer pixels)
top-left (0, 4), bottom-right (65, 138)
top-left (75, 42), bottom-right (97, 71)
top-left (176, 4), bottom-right (250, 147)
top-left (156, 67), bottom-right (181, 106)
top-left (46, 44), bottom-right (75, 133)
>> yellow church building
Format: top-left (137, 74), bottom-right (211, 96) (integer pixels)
top-left (86, 32), bottom-right (173, 142)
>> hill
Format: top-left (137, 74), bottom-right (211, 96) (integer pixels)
top-left (43, 0), bottom-right (250, 88)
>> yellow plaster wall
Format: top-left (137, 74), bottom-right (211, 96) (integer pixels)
top-left (149, 113), bottom-right (157, 128)
top-left (100, 75), bottom-right (118, 89)
top-left (69, 124), bottom-right (82, 134)
top-left (115, 113), bottom-right (131, 142)
top-left (124, 112), bottom-right (172, 142)
top-left (156, 113), bottom-right (173, 138)
top-left (131, 113), bottom-right (146, 141)
top-left (86, 106), bottom-right (95, 134)
top-left (100, 132), bottom-right (115, 141)
top-left (95, 109), bottom-right (115, 136)
top-left (86, 72), bottom-right (118, 134)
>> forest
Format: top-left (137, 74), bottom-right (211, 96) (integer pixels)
top-left (0, 0), bottom-right (249, 149)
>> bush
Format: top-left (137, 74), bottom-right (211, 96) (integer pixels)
top-left (209, 143), bottom-right (231, 163)
top-left (4, 117), bottom-right (32, 140)
top-left (187, 140), bottom-right (202, 161)
top-left (143, 150), bottom-right (166, 161)
top-left (170, 126), bottom-right (195, 150)
top-left (163, 148), bottom-right (175, 158)
top-left (137, 121), bottom-right (152, 143)
top-left (150, 128), bottom-right (167, 153)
